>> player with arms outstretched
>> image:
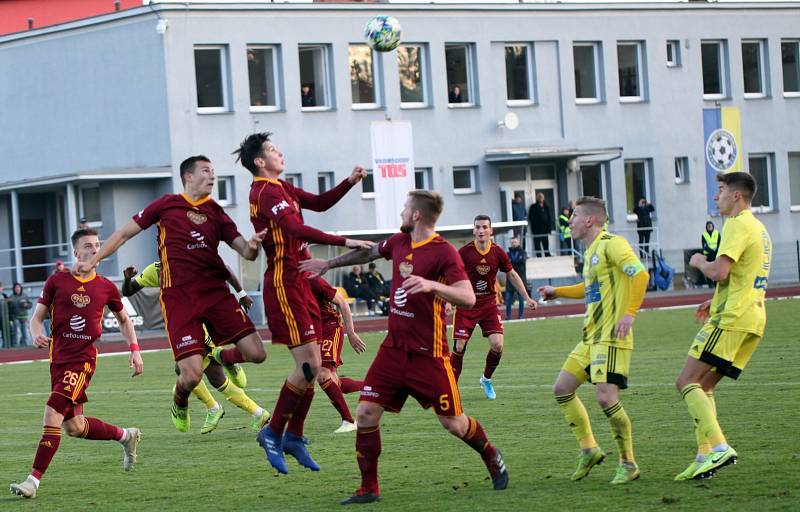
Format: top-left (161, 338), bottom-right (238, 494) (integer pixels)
top-left (675, 172), bottom-right (771, 480)
top-left (10, 229), bottom-right (143, 499)
top-left (539, 196), bottom-right (649, 485)
top-left (301, 191), bottom-right (508, 504)
top-left (451, 214), bottom-right (537, 399)
top-left (232, 132), bottom-right (372, 473)
top-left (73, 155), bottom-right (267, 433)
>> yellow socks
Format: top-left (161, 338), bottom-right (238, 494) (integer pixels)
top-left (682, 384), bottom-right (726, 448)
top-left (556, 393), bottom-right (598, 450)
top-left (604, 402), bottom-right (634, 462)
top-left (218, 378), bottom-right (259, 415)
top-left (191, 380), bottom-right (218, 410)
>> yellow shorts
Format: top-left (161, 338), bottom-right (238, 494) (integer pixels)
top-left (689, 323), bottom-right (761, 380)
top-left (562, 341), bottom-right (631, 390)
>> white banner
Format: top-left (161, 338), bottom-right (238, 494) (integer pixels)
top-left (370, 121), bottom-right (415, 230)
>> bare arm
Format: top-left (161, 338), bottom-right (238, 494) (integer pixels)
top-left (229, 228), bottom-right (268, 261)
top-left (298, 245), bottom-right (382, 277)
top-left (113, 308), bottom-right (143, 377)
top-left (332, 293), bottom-right (366, 354)
top-left (75, 220), bottom-right (142, 273)
top-left (403, 277), bottom-right (475, 309)
top-left (690, 253), bottom-right (733, 282)
top-left (507, 269), bottom-right (537, 308)
top-left (29, 303), bottom-right (49, 348)
top-left (225, 265), bottom-right (253, 311)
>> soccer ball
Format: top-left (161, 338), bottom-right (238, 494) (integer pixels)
top-left (364, 15), bottom-right (402, 52)
top-left (705, 129), bottom-right (738, 171)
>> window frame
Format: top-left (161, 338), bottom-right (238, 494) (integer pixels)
top-left (78, 184), bottom-right (103, 228)
top-left (504, 42), bottom-right (536, 106)
top-left (666, 40), bottom-right (681, 68)
top-left (742, 39), bottom-right (768, 99)
top-left (617, 40), bottom-right (646, 103)
top-left (398, 43), bottom-right (430, 109)
top-left (247, 44), bottom-right (282, 113)
top-left (445, 43), bottom-right (478, 108)
top-left (579, 164), bottom-right (606, 200)
top-left (349, 43), bottom-right (382, 110)
top-left (194, 45), bottom-right (231, 114)
top-left (414, 167), bottom-right (434, 190)
top-left (624, 159), bottom-right (652, 220)
top-left (216, 175), bottom-right (235, 207)
top-left (452, 166), bottom-right (478, 195)
top-left (573, 41), bottom-right (603, 104)
top-left (317, 171), bottom-right (334, 194)
top-left (701, 40), bottom-right (729, 100)
top-left (781, 39), bottom-right (800, 97)
top-left (789, 152), bottom-right (800, 212)
top-left (748, 153), bottom-right (775, 213)
top-left (361, 169), bottom-right (375, 199)
top-left (674, 156), bottom-right (690, 185)
top-left (284, 173), bottom-right (303, 189)
top-left (298, 44), bottom-right (334, 111)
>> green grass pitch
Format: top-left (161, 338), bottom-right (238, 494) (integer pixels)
top-left (2, 299), bottom-right (798, 511)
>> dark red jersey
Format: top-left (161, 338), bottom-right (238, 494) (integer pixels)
top-left (132, 193), bottom-right (240, 288)
top-left (249, 177), bottom-right (351, 286)
top-left (308, 276), bottom-right (342, 329)
top-left (39, 271), bottom-right (123, 363)
top-left (378, 232), bottom-right (468, 358)
top-left (458, 241), bottom-right (513, 306)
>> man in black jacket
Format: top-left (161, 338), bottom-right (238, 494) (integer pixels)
top-left (528, 193), bottom-right (552, 257)
top-left (633, 198), bottom-right (655, 258)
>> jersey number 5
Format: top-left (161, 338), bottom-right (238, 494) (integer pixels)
top-left (438, 394), bottom-right (450, 411)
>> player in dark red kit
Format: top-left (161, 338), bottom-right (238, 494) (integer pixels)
top-left (232, 132), bottom-right (372, 474)
top-left (10, 229), bottom-right (143, 499)
top-left (300, 191), bottom-right (509, 505)
top-left (308, 276), bottom-right (366, 433)
top-left (452, 215), bottom-right (537, 399)
top-left (73, 156), bottom-right (267, 433)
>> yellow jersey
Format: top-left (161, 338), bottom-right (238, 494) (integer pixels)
top-left (581, 232), bottom-right (646, 349)
top-left (709, 210), bottom-right (771, 335)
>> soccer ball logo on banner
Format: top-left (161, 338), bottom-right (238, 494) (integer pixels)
top-left (364, 16), bottom-right (402, 52)
top-left (705, 129), bottom-right (738, 171)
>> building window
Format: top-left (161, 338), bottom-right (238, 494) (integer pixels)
top-left (361, 170), bottom-right (375, 198)
top-left (284, 173), bottom-right (302, 188)
top-left (216, 176), bottom-right (235, 206)
top-left (789, 153), bottom-right (800, 211)
top-left (445, 43), bottom-right (476, 106)
top-left (624, 160), bottom-right (650, 214)
top-left (666, 40), bottom-right (681, 67)
top-left (749, 154), bottom-right (774, 212)
top-left (781, 40), bottom-right (800, 96)
top-left (453, 166), bottom-right (477, 194)
top-left (398, 44), bottom-right (429, 108)
top-left (194, 45), bottom-right (230, 112)
top-left (349, 44), bottom-right (379, 108)
top-left (80, 185), bottom-right (102, 227)
top-left (415, 167), bottom-right (433, 190)
top-left (581, 165), bottom-right (604, 199)
top-left (317, 172), bottom-right (334, 193)
top-left (573, 42), bottom-right (602, 103)
top-left (299, 44), bottom-right (332, 109)
top-left (505, 44), bottom-right (534, 105)
top-left (247, 46), bottom-right (280, 111)
top-left (617, 41), bottom-right (645, 101)
top-left (742, 40), bottom-right (768, 97)
top-left (674, 157), bottom-right (690, 184)
top-left (701, 40), bottom-right (728, 99)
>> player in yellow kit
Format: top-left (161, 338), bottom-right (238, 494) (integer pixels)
top-left (539, 196), bottom-right (649, 485)
top-left (122, 262), bottom-right (270, 433)
top-left (675, 172), bottom-right (772, 480)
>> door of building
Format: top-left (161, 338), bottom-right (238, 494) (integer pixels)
top-left (498, 163), bottom-right (558, 254)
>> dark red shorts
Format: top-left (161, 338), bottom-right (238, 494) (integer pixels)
top-left (360, 345), bottom-right (463, 417)
top-left (50, 360), bottom-right (95, 406)
top-left (452, 301), bottom-right (504, 340)
top-left (161, 282), bottom-right (256, 361)
top-left (263, 277), bottom-right (319, 347)
top-left (321, 322), bottom-right (344, 369)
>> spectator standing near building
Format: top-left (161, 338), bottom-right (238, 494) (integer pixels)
top-left (528, 193), bottom-right (553, 257)
top-left (504, 238), bottom-right (528, 320)
top-left (9, 283), bottom-right (33, 346)
top-left (633, 198), bottom-right (655, 259)
top-left (559, 206), bottom-right (572, 255)
top-left (511, 194), bottom-right (527, 247)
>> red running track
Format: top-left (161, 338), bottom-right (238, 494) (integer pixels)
top-left (2, 285), bottom-right (798, 364)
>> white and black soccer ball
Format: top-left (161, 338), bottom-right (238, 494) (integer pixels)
top-left (705, 129), bottom-right (738, 171)
top-left (364, 15), bottom-right (402, 52)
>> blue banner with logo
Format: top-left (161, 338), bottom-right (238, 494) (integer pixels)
top-left (703, 107), bottom-right (743, 215)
